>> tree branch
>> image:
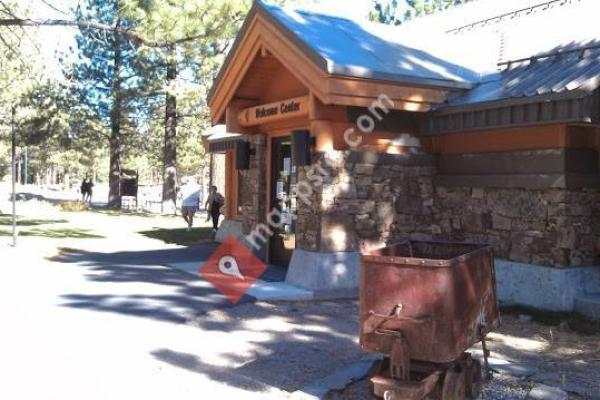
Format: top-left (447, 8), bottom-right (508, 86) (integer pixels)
top-left (0, 16), bottom-right (229, 48)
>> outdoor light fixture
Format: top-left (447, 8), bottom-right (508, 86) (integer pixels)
top-left (292, 130), bottom-right (311, 167)
top-left (235, 140), bottom-right (251, 170)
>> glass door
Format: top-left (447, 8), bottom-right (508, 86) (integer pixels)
top-left (269, 137), bottom-right (296, 268)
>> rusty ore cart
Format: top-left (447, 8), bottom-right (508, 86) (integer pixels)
top-left (360, 240), bottom-right (499, 400)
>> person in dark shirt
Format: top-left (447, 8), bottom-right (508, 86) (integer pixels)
top-left (85, 179), bottom-right (94, 203)
top-left (80, 179), bottom-right (88, 202)
top-left (204, 186), bottom-right (224, 232)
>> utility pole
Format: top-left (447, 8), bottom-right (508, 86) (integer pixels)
top-left (11, 105), bottom-right (17, 247)
top-left (23, 146), bottom-right (28, 185)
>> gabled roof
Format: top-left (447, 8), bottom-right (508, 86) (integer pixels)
top-left (207, 0), bottom-right (473, 107)
top-left (256, 1), bottom-right (477, 88)
top-left (208, 0), bottom-right (600, 122)
top-left (207, 1), bottom-right (457, 125)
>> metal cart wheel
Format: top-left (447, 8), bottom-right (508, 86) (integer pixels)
top-left (441, 368), bottom-right (467, 400)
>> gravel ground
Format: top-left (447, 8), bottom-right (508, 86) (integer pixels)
top-left (326, 374), bottom-right (534, 400)
top-left (323, 313), bottom-right (600, 399)
top-left (485, 315), bottom-right (600, 399)
top-left (187, 300), bottom-right (364, 393)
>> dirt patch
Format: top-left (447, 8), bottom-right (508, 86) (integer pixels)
top-left (324, 313), bottom-right (600, 399)
top-left (487, 314), bottom-right (600, 399)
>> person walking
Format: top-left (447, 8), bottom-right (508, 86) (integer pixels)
top-left (85, 179), bottom-right (94, 204)
top-left (178, 177), bottom-right (202, 232)
top-left (80, 178), bottom-right (89, 202)
top-left (205, 185), bottom-right (224, 232)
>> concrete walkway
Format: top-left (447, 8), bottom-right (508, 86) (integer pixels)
top-left (0, 206), bottom-right (366, 400)
top-left (0, 240), bottom-right (366, 400)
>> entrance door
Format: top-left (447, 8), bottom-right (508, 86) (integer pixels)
top-left (269, 137), bottom-right (297, 268)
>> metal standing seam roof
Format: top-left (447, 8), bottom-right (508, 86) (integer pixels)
top-left (209, 0), bottom-right (600, 110)
top-left (258, 1), bottom-right (477, 89)
top-left (447, 46), bottom-right (600, 107)
top-left (207, 0), bottom-right (476, 104)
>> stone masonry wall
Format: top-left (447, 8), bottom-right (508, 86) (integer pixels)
top-left (295, 160), bottom-right (323, 252)
top-left (296, 150), bottom-right (437, 254)
top-left (238, 143), bottom-right (599, 268)
top-left (238, 135), bottom-right (266, 237)
top-left (308, 150), bottom-right (600, 267)
top-left (432, 187), bottom-right (600, 267)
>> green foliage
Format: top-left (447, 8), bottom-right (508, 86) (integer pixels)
top-left (370, 0), bottom-right (472, 25)
top-left (0, 142), bottom-right (9, 179)
top-left (0, 215), bottom-right (68, 226)
top-left (4, 0), bottom-right (477, 188)
top-left (0, 1), bottom-right (109, 183)
top-left (119, 0), bottom-right (251, 179)
top-left (0, 2), bottom-right (24, 177)
top-left (14, 81), bottom-right (107, 182)
top-left (72, 1), bottom-right (158, 124)
top-left (138, 226), bottom-right (214, 245)
top-left (59, 201), bottom-right (91, 212)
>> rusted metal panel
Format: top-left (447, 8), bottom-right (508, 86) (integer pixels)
top-left (360, 240), bottom-right (499, 364)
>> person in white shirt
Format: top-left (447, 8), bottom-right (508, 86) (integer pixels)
top-left (178, 177), bottom-right (201, 232)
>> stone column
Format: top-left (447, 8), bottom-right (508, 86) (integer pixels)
top-left (286, 120), bottom-right (361, 293)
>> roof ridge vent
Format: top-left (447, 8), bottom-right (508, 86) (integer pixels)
top-left (446, 0), bottom-right (580, 35)
top-left (498, 42), bottom-right (600, 67)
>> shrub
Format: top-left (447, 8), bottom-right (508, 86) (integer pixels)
top-left (60, 201), bottom-right (90, 212)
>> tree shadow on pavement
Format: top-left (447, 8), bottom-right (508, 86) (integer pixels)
top-left (49, 246), bottom-right (366, 396)
top-left (151, 301), bottom-right (364, 394)
top-left (0, 215), bottom-right (69, 226)
top-left (151, 349), bottom-right (281, 393)
top-left (0, 228), bottom-right (104, 239)
top-left (50, 244), bottom-right (254, 323)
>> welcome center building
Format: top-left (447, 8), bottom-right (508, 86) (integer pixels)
top-left (204, 0), bottom-right (600, 318)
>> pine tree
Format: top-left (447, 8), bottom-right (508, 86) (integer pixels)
top-left (371, 0), bottom-right (470, 24)
top-left (71, 0), bottom-right (158, 208)
top-left (121, 0), bottom-right (249, 211)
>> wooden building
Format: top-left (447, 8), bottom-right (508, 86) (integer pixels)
top-left (206, 0), bottom-right (600, 316)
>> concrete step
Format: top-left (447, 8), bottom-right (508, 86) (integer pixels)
top-left (574, 294), bottom-right (600, 321)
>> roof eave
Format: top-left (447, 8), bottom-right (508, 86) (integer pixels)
top-left (207, 0), bottom-right (332, 124)
top-left (206, 2), bottom-right (259, 106)
top-left (207, 0), bottom-right (472, 122)
top-left (328, 67), bottom-right (474, 91)
top-left (434, 88), bottom-right (592, 115)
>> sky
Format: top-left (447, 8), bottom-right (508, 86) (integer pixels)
top-left (24, 0), bottom-right (78, 79)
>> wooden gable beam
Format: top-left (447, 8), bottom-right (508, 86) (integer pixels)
top-left (209, 10), bottom-right (453, 125)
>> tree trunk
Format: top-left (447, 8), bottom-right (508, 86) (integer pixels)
top-left (162, 43), bottom-right (177, 213)
top-left (107, 18), bottom-right (123, 209)
top-left (108, 131), bottom-right (122, 208)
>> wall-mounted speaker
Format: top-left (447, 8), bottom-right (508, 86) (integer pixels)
top-left (292, 130), bottom-right (311, 167)
top-left (235, 140), bottom-right (251, 170)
